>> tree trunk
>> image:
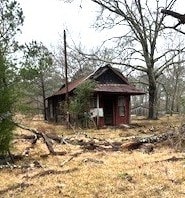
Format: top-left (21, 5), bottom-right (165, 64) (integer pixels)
top-left (165, 94), bottom-right (169, 114)
top-left (40, 74), bottom-right (47, 120)
top-left (148, 70), bottom-right (158, 119)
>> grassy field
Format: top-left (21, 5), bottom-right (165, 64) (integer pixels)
top-left (1, 115), bottom-right (185, 198)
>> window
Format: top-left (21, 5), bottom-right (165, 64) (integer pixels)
top-left (118, 96), bottom-right (125, 116)
top-left (90, 97), bottom-right (97, 108)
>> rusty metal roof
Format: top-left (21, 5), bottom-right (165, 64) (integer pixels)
top-left (48, 65), bottom-right (145, 98)
top-left (51, 76), bottom-right (87, 96)
top-left (51, 82), bottom-right (144, 97)
top-left (94, 84), bottom-right (145, 95)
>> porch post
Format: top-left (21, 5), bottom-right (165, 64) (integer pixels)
top-left (128, 95), bottom-right (131, 124)
top-left (96, 93), bottom-right (100, 129)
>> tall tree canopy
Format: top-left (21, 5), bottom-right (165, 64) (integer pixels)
top-left (19, 41), bottom-right (61, 119)
top-left (91, 0), bottom-right (184, 119)
top-left (0, 0), bottom-right (24, 154)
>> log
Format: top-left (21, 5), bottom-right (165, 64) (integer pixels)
top-left (46, 133), bottom-right (62, 143)
top-left (41, 132), bottom-right (55, 154)
top-left (15, 122), bottom-right (183, 153)
top-left (14, 134), bottom-right (36, 140)
top-left (136, 130), bottom-right (176, 143)
top-left (121, 141), bottom-right (142, 150)
top-left (121, 130), bottom-right (176, 151)
top-left (15, 123), bottom-right (65, 155)
top-left (75, 130), bottom-right (179, 151)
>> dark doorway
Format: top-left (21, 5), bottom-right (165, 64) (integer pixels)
top-left (104, 97), bottom-right (114, 125)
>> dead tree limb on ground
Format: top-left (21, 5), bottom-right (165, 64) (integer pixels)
top-left (0, 182), bottom-right (31, 195)
top-left (30, 167), bottom-right (79, 179)
top-left (154, 156), bottom-right (185, 163)
top-left (76, 129), bottom-right (178, 151)
top-left (15, 122), bottom-right (185, 153)
top-left (121, 130), bottom-right (176, 150)
top-left (60, 151), bottom-right (83, 167)
top-left (41, 132), bottom-right (55, 154)
top-left (142, 156), bottom-right (185, 166)
top-left (15, 123), bottom-right (66, 155)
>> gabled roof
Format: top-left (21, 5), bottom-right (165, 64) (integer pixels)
top-left (47, 64), bottom-right (145, 98)
top-left (90, 64), bottom-right (129, 84)
top-left (51, 76), bottom-right (87, 96)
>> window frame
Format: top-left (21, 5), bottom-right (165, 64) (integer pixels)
top-left (118, 96), bottom-right (125, 116)
top-left (90, 97), bottom-right (97, 108)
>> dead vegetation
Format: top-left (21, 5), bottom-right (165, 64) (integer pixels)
top-left (1, 115), bottom-right (185, 198)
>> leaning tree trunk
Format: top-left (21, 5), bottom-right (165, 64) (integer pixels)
top-left (148, 69), bottom-right (158, 119)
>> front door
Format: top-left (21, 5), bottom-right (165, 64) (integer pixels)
top-left (104, 97), bottom-right (114, 125)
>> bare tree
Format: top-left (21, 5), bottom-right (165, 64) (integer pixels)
top-left (82, 0), bottom-right (185, 119)
top-left (53, 39), bottom-right (102, 81)
top-left (161, 9), bottom-right (185, 30)
top-left (62, 0), bottom-right (185, 119)
top-left (159, 61), bottom-right (185, 115)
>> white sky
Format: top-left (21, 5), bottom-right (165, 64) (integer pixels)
top-left (16, 0), bottom-right (185, 50)
top-left (17, 0), bottom-right (103, 49)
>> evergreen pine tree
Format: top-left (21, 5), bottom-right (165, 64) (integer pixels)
top-left (0, 54), bottom-right (14, 154)
top-left (0, 0), bottom-right (24, 154)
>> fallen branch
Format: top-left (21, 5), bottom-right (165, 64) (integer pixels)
top-left (60, 151), bottom-right (83, 167)
top-left (15, 122), bottom-right (184, 153)
top-left (82, 158), bottom-right (104, 164)
top-left (15, 123), bottom-right (66, 155)
top-left (0, 182), bottom-right (31, 195)
top-left (121, 130), bottom-right (176, 150)
top-left (60, 156), bottom-right (75, 167)
top-left (154, 156), bottom-right (185, 163)
top-left (30, 167), bottom-right (78, 179)
top-left (15, 134), bottom-right (37, 140)
top-left (41, 132), bottom-right (55, 154)
top-left (142, 156), bottom-right (185, 166)
top-left (67, 129), bottom-right (180, 152)
top-left (15, 123), bottom-right (41, 136)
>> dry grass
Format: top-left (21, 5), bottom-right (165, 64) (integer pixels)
top-left (1, 115), bottom-right (185, 198)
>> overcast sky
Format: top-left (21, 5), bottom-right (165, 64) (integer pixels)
top-left (16, 0), bottom-right (185, 50)
top-left (16, 0), bottom-right (103, 49)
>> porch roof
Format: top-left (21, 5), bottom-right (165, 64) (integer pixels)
top-left (94, 84), bottom-right (145, 95)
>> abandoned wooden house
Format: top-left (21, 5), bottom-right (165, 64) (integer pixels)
top-left (46, 64), bottom-right (144, 127)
